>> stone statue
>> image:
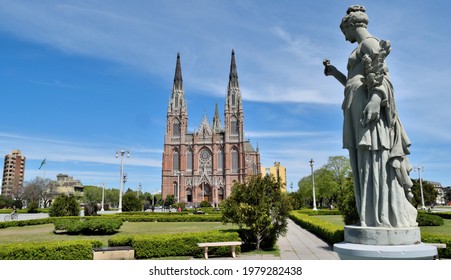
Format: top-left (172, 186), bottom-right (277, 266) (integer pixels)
top-left (324, 5), bottom-right (417, 228)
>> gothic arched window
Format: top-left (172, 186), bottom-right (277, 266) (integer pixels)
top-left (172, 150), bottom-right (179, 172)
top-left (173, 119), bottom-right (180, 137)
top-left (186, 149), bottom-right (193, 171)
top-left (232, 148), bottom-right (238, 173)
top-left (230, 116), bottom-right (238, 135)
top-left (217, 149), bottom-right (223, 171)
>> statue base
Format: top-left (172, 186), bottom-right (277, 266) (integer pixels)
top-left (333, 226), bottom-right (437, 260)
top-left (344, 225), bottom-right (421, 245)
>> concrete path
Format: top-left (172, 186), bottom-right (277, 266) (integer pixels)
top-left (207, 219), bottom-right (339, 260)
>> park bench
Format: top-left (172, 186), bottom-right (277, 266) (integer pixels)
top-left (92, 246), bottom-right (135, 260)
top-left (197, 241), bottom-right (242, 259)
top-left (425, 243), bottom-right (447, 260)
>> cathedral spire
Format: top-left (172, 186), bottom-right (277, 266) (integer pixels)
top-left (228, 49), bottom-right (239, 89)
top-left (173, 52), bottom-right (183, 91)
top-left (212, 102), bottom-right (223, 133)
top-left (168, 52), bottom-right (187, 113)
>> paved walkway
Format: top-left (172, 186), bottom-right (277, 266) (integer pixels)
top-left (207, 219), bottom-right (339, 260)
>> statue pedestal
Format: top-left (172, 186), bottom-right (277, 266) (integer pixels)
top-left (333, 226), bottom-right (437, 260)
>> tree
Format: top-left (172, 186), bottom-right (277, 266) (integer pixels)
top-left (446, 188), bottom-right (451, 204)
top-left (23, 177), bottom-right (56, 209)
top-left (324, 156), bottom-right (352, 192)
top-left (122, 191), bottom-right (142, 212)
top-left (82, 185), bottom-right (102, 216)
top-left (222, 175), bottom-right (291, 250)
top-left (410, 179), bottom-right (438, 208)
top-left (49, 194), bottom-right (80, 217)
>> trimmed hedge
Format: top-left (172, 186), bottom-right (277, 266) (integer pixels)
top-left (289, 210), bottom-right (451, 259)
top-left (288, 211), bottom-right (344, 244)
top-left (0, 240), bottom-right (102, 260)
top-left (54, 218), bottom-right (123, 235)
top-left (113, 214), bottom-right (222, 222)
top-left (429, 212), bottom-right (451, 220)
top-left (108, 230), bottom-right (241, 259)
top-left (417, 212), bottom-right (444, 226)
top-left (421, 233), bottom-right (451, 259)
top-left (296, 209), bottom-right (342, 216)
top-left (0, 213), bottom-right (222, 229)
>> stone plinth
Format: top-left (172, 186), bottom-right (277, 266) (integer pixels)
top-left (334, 226), bottom-right (437, 260)
top-left (333, 242), bottom-right (438, 260)
top-left (344, 225), bottom-right (421, 245)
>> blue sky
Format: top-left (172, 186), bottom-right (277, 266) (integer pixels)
top-left (1, 0), bottom-right (450, 194)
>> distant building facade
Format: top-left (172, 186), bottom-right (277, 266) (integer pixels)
top-left (261, 162), bottom-right (287, 192)
top-left (161, 50), bottom-right (261, 205)
top-left (1, 149), bottom-right (26, 198)
top-left (52, 173), bottom-right (84, 196)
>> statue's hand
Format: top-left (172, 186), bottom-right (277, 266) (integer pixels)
top-left (323, 59), bottom-right (335, 76)
top-left (361, 95), bottom-right (381, 126)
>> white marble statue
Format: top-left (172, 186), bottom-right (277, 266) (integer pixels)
top-left (324, 5), bottom-right (417, 228)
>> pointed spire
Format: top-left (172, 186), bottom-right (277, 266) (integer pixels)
top-left (173, 52), bottom-right (183, 91)
top-left (212, 102), bottom-right (223, 133)
top-left (228, 49), bottom-right (239, 89)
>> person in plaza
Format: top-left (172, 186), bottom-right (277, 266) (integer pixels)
top-left (323, 5), bottom-right (417, 228)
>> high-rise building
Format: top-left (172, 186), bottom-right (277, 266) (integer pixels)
top-left (261, 162), bottom-right (287, 192)
top-left (161, 50), bottom-right (261, 205)
top-left (1, 149), bottom-right (26, 198)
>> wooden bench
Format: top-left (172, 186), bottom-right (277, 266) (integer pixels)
top-left (197, 241), bottom-right (242, 259)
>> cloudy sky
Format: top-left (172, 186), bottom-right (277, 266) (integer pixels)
top-left (1, 0), bottom-right (450, 194)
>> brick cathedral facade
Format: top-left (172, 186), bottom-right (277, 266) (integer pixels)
top-left (161, 50), bottom-right (261, 205)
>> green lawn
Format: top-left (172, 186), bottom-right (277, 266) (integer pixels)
top-left (0, 222), bottom-right (238, 246)
top-left (315, 215), bottom-right (451, 236)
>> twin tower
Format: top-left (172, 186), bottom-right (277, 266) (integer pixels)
top-left (161, 50), bottom-right (261, 205)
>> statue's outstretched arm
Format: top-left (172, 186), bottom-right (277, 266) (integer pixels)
top-left (323, 59), bottom-right (346, 86)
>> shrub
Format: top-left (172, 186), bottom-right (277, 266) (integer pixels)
top-left (122, 192), bottom-right (142, 212)
top-left (288, 210), bottom-right (344, 244)
top-left (417, 212), bottom-right (444, 226)
top-left (54, 218), bottom-right (123, 235)
top-left (108, 230), bottom-right (241, 259)
top-left (27, 201), bottom-right (40, 213)
top-left (84, 201), bottom-right (98, 216)
top-left (49, 194), bottom-right (80, 217)
top-left (0, 240), bottom-right (102, 260)
top-left (337, 183), bottom-right (359, 225)
top-left (199, 200), bottom-right (212, 208)
top-left (421, 233), bottom-right (451, 259)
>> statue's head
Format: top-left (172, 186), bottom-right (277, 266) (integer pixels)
top-left (340, 5), bottom-right (369, 32)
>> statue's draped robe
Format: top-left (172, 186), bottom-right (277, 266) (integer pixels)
top-left (343, 37), bottom-right (417, 228)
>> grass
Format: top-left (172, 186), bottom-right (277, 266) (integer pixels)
top-left (0, 222), bottom-right (238, 246)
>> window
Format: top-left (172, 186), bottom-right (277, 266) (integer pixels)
top-left (217, 149), bottom-right (223, 171)
top-left (172, 150), bottom-right (179, 171)
top-left (230, 117), bottom-right (238, 135)
top-left (173, 120), bottom-right (180, 137)
top-left (232, 149), bottom-right (238, 173)
top-left (187, 150), bottom-right (193, 171)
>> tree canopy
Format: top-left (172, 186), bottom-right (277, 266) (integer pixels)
top-left (221, 175), bottom-right (291, 250)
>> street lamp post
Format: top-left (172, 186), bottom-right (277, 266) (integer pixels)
top-left (176, 170), bottom-right (183, 203)
top-left (414, 165), bottom-right (426, 210)
top-left (115, 149), bottom-right (130, 213)
top-left (100, 183), bottom-right (105, 212)
top-left (309, 158), bottom-right (318, 211)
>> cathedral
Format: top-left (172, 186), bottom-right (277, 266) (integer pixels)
top-left (161, 50), bottom-right (261, 206)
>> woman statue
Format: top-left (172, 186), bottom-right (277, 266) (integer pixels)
top-left (324, 5), bottom-right (417, 228)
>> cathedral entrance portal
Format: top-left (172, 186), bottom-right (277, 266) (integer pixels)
top-left (197, 183), bottom-right (212, 203)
